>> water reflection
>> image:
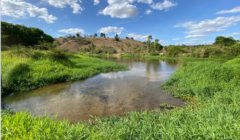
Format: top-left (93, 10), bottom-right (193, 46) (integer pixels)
top-left (2, 57), bottom-right (184, 123)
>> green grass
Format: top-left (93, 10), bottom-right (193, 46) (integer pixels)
top-left (2, 57), bottom-right (240, 139)
top-left (1, 48), bottom-right (128, 95)
top-left (84, 53), bottom-right (115, 57)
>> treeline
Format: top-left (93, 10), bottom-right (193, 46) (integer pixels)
top-left (1, 21), bottom-right (54, 47)
top-left (164, 36), bottom-right (240, 58)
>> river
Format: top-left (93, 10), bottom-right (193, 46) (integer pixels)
top-left (2, 57), bottom-right (184, 123)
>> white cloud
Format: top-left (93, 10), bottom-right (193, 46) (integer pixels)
top-left (175, 39), bottom-right (214, 45)
top-left (45, 0), bottom-right (84, 14)
top-left (216, 6), bottom-right (240, 14)
top-left (94, 0), bottom-right (100, 5)
top-left (175, 16), bottom-right (240, 38)
top-left (58, 28), bottom-right (85, 34)
top-left (223, 32), bottom-right (240, 37)
top-left (145, 9), bottom-right (152, 15)
top-left (1, 0), bottom-right (57, 23)
top-left (185, 35), bottom-right (207, 38)
top-left (173, 38), bottom-right (180, 41)
top-left (99, 2), bottom-right (138, 18)
top-left (98, 26), bottom-right (125, 35)
top-left (128, 33), bottom-right (168, 44)
top-left (151, 0), bottom-right (177, 11)
top-left (128, 0), bottom-right (152, 4)
top-left (99, 0), bottom-right (153, 18)
top-left (128, 33), bottom-right (149, 41)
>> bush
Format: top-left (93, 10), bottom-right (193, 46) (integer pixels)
top-left (48, 48), bottom-right (70, 59)
top-left (93, 49), bottom-right (102, 54)
top-left (62, 38), bottom-right (68, 43)
top-left (149, 51), bottom-right (159, 56)
top-left (54, 40), bottom-right (61, 46)
top-left (224, 43), bottom-right (240, 57)
top-left (85, 40), bottom-right (92, 45)
top-left (166, 45), bottom-right (186, 57)
top-left (84, 48), bottom-right (90, 52)
top-left (101, 46), bottom-right (117, 54)
top-left (33, 41), bottom-right (57, 50)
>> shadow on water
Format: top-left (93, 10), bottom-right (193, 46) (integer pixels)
top-left (2, 57), bottom-right (185, 123)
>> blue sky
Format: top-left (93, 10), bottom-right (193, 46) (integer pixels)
top-left (1, 0), bottom-right (240, 45)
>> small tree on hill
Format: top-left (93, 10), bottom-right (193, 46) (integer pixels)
top-left (126, 37), bottom-right (129, 39)
top-left (76, 33), bottom-right (80, 37)
top-left (131, 37), bottom-right (134, 40)
top-left (100, 33), bottom-right (104, 38)
top-left (94, 33), bottom-right (97, 38)
top-left (100, 33), bottom-right (106, 38)
top-left (114, 34), bottom-right (119, 41)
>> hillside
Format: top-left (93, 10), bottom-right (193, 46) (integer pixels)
top-left (55, 37), bottom-right (144, 53)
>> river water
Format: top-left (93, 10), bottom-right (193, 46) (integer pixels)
top-left (2, 57), bottom-right (184, 123)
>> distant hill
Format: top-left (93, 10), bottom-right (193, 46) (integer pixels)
top-left (55, 37), bottom-right (144, 53)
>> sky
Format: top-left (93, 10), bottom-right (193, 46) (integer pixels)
top-left (1, 0), bottom-right (240, 45)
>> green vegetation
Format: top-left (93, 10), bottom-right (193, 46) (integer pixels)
top-left (1, 21), bottom-right (240, 139)
top-left (100, 33), bottom-right (106, 38)
top-left (81, 44), bottom-right (117, 54)
top-left (114, 34), bottom-right (120, 41)
top-left (121, 36), bottom-right (240, 60)
top-left (1, 21), bottom-right (54, 47)
top-left (2, 58), bottom-right (240, 139)
top-left (1, 48), bottom-right (127, 95)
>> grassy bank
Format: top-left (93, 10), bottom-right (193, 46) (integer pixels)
top-left (2, 58), bottom-right (240, 139)
top-left (1, 48), bottom-right (128, 95)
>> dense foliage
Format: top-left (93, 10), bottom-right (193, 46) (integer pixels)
top-left (1, 21), bottom-right (54, 47)
top-left (2, 59), bottom-right (240, 139)
top-left (1, 48), bottom-right (127, 95)
top-left (162, 36), bottom-right (240, 58)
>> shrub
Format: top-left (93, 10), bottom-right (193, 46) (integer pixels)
top-left (33, 41), bottom-right (57, 50)
top-left (62, 38), bottom-right (68, 43)
top-left (54, 40), bottom-right (61, 46)
top-left (224, 43), bottom-right (240, 57)
top-left (149, 51), bottom-right (159, 56)
top-left (166, 45), bottom-right (186, 57)
top-left (85, 40), bottom-right (92, 45)
top-left (93, 49), bottom-right (102, 54)
top-left (48, 48), bottom-right (70, 59)
top-left (101, 46), bottom-right (117, 54)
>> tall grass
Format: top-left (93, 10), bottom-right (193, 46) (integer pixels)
top-left (1, 48), bottom-right (128, 95)
top-left (2, 57), bottom-right (240, 139)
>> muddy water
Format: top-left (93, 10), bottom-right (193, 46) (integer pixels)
top-left (2, 57), bottom-right (184, 123)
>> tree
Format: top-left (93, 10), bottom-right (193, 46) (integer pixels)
top-left (214, 36), bottom-right (236, 46)
top-left (100, 33), bottom-right (106, 38)
top-left (94, 33), bottom-right (97, 38)
top-left (131, 37), bottom-right (134, 40)
top-left (146, 35), bottom-right (153, 52)
top-left (114, 34), bottom-right (119, 41)
top-left (148, 35), bottom-right (153, 41)
top-left (1, 21), bottom-right (54, 46)
top-left (126, 37), bottom-right (129, 39)
top-left (76, 33), bottom-right (80, 37)
top-left (153, 39), bottom-right (163, 51)
top-left (73, 35), bottom-right (76, 39)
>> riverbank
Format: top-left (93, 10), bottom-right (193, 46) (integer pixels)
top-left (2, 57), bottom-right (240, 139)
top-left (1, 48), bottom-right (128, 95)
top-left (119, 53), bottom-right (231, 61)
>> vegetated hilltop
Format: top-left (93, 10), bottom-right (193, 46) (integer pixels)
top-left (55, 36), bottom-right (144, 54)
